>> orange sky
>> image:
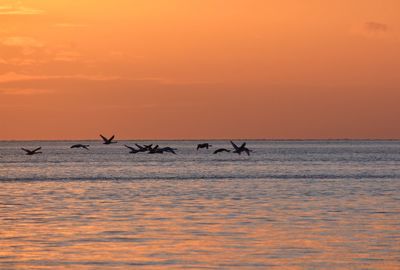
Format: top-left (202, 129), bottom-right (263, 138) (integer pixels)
top-left (1, 0), bottom-right (400, 140)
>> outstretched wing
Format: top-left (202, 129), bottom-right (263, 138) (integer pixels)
top-left (135, 144), bottom-right (144, 150)
top-left (100, 134), bottom-right (108, 142)
top-left (230, 141), bottom-right (240, 151)
top-left (124, 144), bottom-right (135, 151)
top-left (239, 142), bottom-right (246, 149)
top-left (33, 147), bottom-right (42, 152)
top-left (21, 148), bottom-right (30, 153)
top-left (109, 135), bottom-right (115, 141)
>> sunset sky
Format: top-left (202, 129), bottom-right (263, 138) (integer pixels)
top-left (1, 0), bottom-right (400, 140)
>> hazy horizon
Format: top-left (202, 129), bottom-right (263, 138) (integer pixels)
top-left (2, 137), bottom-right (400, 142)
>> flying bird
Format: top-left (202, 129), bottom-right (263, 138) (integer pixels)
top-left (213, 148), bottom-right (231, 154)
top-left (70, 144), bottom-right (89, 150)
top-left (197, 143), bottom-right (212, 150)
top-left (135, 143), bottom-right (152, 152)
top-left (231, 141), bottom-right (252, 156)
top-left (100, 134), bottom-right (117, 145)
top-left (160, 147), bottom-right (177, 154)
top-left (148, 145), bottom-right (163, 154)
top-left (21, 147), bottom-right (42, 155)
top-left (124, 144), bottom-right (140, 154)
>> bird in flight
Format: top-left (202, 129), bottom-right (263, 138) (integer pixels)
top-left (124, 144), bottom-right (140, 154)
top-left (213, 148), bottom-right (231, 154)
top-left (71, 144), bottom-right (89, 150)
top-left (148, 145), bottom-right (163, 154)
top-left (197, 143), bottom-right (212, 150)
top-left (160, 146), bottom-right (177, 154)
top-left (100, 134), bottom-right (117, 144)
top-left (21, 147), bottom-right (42, 155)
top-left (135, 143), bottom-right (152, 152)
top-left (231, 141), bottom-right (252, 156)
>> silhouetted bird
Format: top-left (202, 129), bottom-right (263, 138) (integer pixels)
top-left (231, 141), bottom-right (252, 156)
top-left (70, 144), bottom-right (89, 150)
top-left (135, 143), bottom-right (152, 152)
top-left (161, 147), bottom-right (177, 154)
top-left (100, 134), bottom-right (117, 144)
top-left (148, 145), bottom-right (163, 154)
top-left (21, 147), bottom-right (42, 155)
top-left (213, 148), bottom-right (231, 154)
top-left (197, 143), bottom-right (212, 150)
top-left (143, 144), bottom-right (153, 150)
top-left (124, 144), bottom-right (140, 154)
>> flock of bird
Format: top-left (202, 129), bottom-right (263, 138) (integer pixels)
top-left (21, 135), bottom-right (253, 156)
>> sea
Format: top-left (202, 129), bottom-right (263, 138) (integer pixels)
top-left (0, 140), bottom-right (399, 269)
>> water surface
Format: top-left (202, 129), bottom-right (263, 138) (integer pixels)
top-left (1, 140), bottom-right (399, 269)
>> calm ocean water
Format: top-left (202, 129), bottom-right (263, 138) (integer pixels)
top-left (1, 140), bottom-right (399, 269)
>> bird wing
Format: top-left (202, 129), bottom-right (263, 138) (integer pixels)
top-left (240, 142), bottom-right (246, 149)
top-left (230, 141), bottom-right (240, 151)
top-left (100, 134), bottom-right (108, 142)
top-left (124, 145), bottom-right (135, 151)
top-left (135, 144), bottom-right (144, 149)
top-left (33, 147), bottom-right (42, 152)
top-left (109, 135), bottom-right (115, 141)
top-left (21, 148), bottom-right (30, 153)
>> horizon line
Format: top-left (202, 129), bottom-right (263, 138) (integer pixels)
top-left (1, 138), bottom-right (400, 142)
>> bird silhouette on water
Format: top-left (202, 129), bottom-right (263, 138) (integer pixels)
top-left (124, 144), bottom-right (140, 154)
top-left (71, 144), bottom-right (89, 150)
top-left (124, 144), bottom-right (177, 154)
top-left (160, 146), bottom-right (177, 154)
top-left (231, 141), bottom-right (252, 156)
top-left (100, 134), bottom-right (117, 144)
top-left (148, 145), bottom-right (163, 154)
top-left (197, 143), bottom-right (212, 150)
top-left (213, 148), bottom-right (231, 154)
top-left (21, 147), bottom-right (42, 155)
top-left (135, 144), bottom-right (153, 152)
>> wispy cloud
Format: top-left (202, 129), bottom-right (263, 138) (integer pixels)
top-left (0, 88), bottom-right (53, 95)
top-left (0, 72), bottom-right (125, 95)
top-left (0, 72), bottom-right (121, 83)
top-left (365, 21), bottom-right (388, 33)
top-left (54, 23), bottom-right (88, 28)
top-left (350, 21), bottom-right (393, 40)
top-left (0, 72), bottom-right (166, 98)
top-left (2, 36), bottom-right (44, 48)
top-left (0, 5), bottom-right (43, 15)
top-left (53, 50), bottom-right (81, 62)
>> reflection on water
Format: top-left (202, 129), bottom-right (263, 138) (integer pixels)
top-left (1, 179), bottom-right (399, 269)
